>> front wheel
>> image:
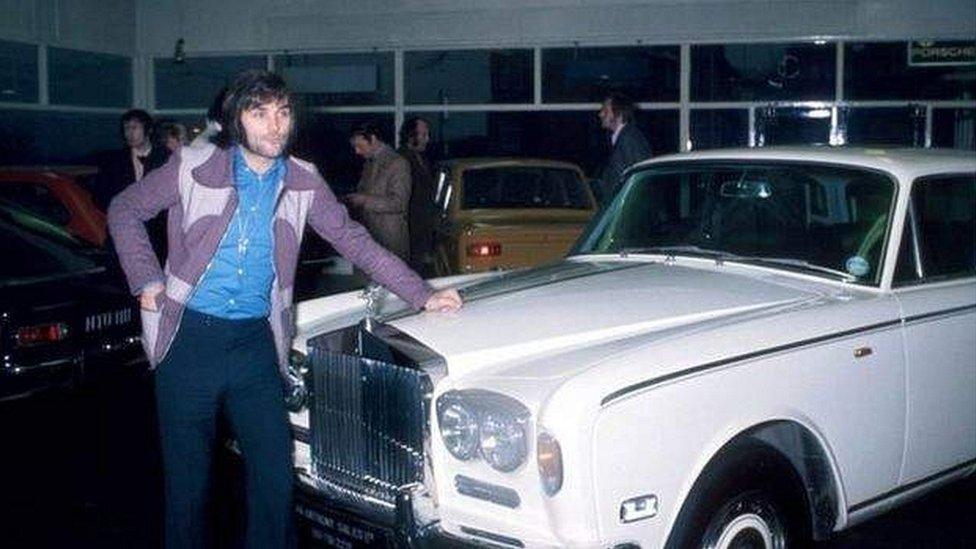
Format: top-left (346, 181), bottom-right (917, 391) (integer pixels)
top-left (666, 443), bottom-right (810, 549)
top-left (700, 490), bottom-right (788, 549)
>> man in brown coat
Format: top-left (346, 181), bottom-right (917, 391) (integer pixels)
top-left (345, 122), bottom-right (411, 260)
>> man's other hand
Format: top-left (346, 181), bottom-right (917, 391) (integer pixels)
top-left (424, 288), bottom-right (462, 313)
top-left (343, 192), bottom-right (367, 208)
top-left (140, 282), bottom-right (165, 311)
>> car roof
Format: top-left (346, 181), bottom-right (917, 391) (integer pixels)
top-left (439, 157), bottom-right (585, 172)
top-left (636, 147), bottom-right (976, 182)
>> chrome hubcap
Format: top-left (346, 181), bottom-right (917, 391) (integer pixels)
top-left (702, 492), bottom-right (787, 549)
top-left (715, 513), bottom-right (774, 548)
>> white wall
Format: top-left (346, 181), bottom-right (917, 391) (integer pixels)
top-left (0, 0), bottom-right (135, 54)
top-left (136, 0), bottom-right (976, 56)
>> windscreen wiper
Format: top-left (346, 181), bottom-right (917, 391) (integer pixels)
top-left (617, 245), bottom-right (736, 261)
top-left (730, 257), bottom-right (857, 281)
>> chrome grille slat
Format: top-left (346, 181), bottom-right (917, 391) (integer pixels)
top-left (308, 343), bottom-right (427, 507)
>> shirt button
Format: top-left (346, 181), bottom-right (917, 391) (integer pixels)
top-left (238, 268), bottom-right (244, 275)
top-left (250, 206), bottom-right (257, 212)
top-left (228, 298), bottom-right (236, 305)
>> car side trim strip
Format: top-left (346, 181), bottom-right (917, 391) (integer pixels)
top-left (848, 458), bottom-right (976, 513)
top-left (601, 303), bottom-right (976, 406)
top-left (600, 318), bottom-right (904, 406)
top-left (903, 303), bottom-right (976, 324)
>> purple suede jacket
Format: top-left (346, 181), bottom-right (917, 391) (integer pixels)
top-left (108, 144), bottom-right (433, 376)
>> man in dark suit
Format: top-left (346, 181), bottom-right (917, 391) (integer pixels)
top-left (598, 93), bottom-right (652, 203)
top-left (97, 109), bottom-right (169, 259)
top-left (95, 109), bottom-right (169, 210)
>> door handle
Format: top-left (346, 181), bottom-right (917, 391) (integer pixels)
top-left (854, 346), bottom-right (873, 359)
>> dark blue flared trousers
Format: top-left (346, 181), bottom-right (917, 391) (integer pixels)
top-left (154, 308), bottom-right (294, 549)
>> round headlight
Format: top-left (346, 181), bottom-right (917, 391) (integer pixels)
top-left (439, 402), bottom-right (479, 460)
top-left (478, 410), bottom-right (527, 472)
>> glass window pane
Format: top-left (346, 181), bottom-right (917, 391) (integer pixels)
top-left (0, 183), bottom-right (71, 224)
top-left (155, 55), bottom-right (265, 109)
top-left (0, 214), bottom-right (97, 280)
top-left (933, 108), bottom-right (976, 150)
top-left (49, 47), bottom-right (131, 107)
top-left (461, 166), bottom-right (589, 209)
top-left (0, 39), bottom-right (38, 103)
top-left (758, 107), bottom-right (831, 146)
top-left (692, 42), bottom-right (836, 102)
top-left (405, 49), bottom-right (532, 105)
top-left (911, 175), bottom-right (976, 280)
top-left (845, 42), bottom-right (976, 100)
top-left (543, 46), bottom-right (679, 103)
top-left (844, 107), bottom-right (924, 147)
top-left (412, 109), bottom-right (676, 179)
top-left (0, 109), bottom-right (121, 164)
top-left (690, 109), bottom-right (749, 150)
top-left (578, 163), bottom-right (896, 285)
top-left (291, 112), bottom-right (395, 195)
top-left (275, 52), bottom-right (394, 106)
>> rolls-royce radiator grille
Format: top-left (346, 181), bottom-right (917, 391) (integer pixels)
top-left (308, 347), bottom-right (428, 506)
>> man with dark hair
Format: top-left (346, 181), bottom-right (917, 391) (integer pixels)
top-left (109, 70), bottom-right (461, 548)
top-left (190, 86), bottom-right (228, 148)
top-left (95, 109), bottom-right (169, 210)
top-left (398, 117), bottom-right (437, 276)
top-left (598, 92), bottom-right (652, 202)
top-left (345, 121), bottom-right (412, 260)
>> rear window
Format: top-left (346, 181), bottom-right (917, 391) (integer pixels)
top-left (0, 182), bottom-right (71, 224)
top-left (0, 205), bottom-right (100, 285)
top-left (461, 166), bottom-right (590, 210)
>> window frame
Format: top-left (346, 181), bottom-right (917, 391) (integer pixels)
top-left (893, 172), bottom-right (976, 287)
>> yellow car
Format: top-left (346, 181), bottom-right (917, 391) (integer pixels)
top-left (433, 158), bottom-right (597, 274)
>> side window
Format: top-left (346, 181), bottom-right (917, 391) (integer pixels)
top-left (897, 173), bottom-right (976, 284)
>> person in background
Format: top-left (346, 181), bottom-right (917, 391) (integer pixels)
top-left (95, 109), bottom-right (169, 211)
top-left (398, 117), bottom-right (437, 277)
top-left (108, 70), bottom-right (461, 549)
top-left (190, 86), bottom-right (228, 149)
top-left (345, 122), bottom-right (412, 261)
top-left (158, 121), bottom-right (189, 153)
top-left (597, 92), bottom-right (652, 203)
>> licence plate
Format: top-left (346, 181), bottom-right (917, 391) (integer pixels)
top-left (295, 500), bottom-right (395, 549)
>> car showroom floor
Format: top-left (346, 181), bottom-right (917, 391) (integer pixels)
top-left (2, 359), bottom-right (973, 548)
top-left (1, 267), bottom-right (973, 549)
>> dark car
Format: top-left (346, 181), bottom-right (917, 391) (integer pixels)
top-left (0, 201), bottom-right (143, 402)
top-left (0, 166), bottom-right (108, 247)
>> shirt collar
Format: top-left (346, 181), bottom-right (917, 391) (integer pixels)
top-left (233, 145), bottom-right (285, 187)
top-left (611, 123), bottom-right (626, 147)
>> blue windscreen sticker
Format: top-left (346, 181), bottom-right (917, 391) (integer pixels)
top-left (846, 255), bottom-right (870, 277)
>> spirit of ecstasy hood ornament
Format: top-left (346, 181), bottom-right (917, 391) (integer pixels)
top-left (360, 283), bottom-right (384, 331)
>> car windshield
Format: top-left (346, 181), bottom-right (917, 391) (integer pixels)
top-left (574, 161), bottom-right (897, 285)
top-left (0, 200), bottom-right (103, 286)
top-left (461, 166), bottom-right (590, 209)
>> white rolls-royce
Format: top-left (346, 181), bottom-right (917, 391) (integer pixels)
top-left (286, 147), bottom-right (975, 548)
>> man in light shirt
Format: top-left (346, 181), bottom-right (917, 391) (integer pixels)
top-left (109, 70), bottom-right (461, 548)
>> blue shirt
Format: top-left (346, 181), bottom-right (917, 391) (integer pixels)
top-left (187, 147), bottom-right (284, 319)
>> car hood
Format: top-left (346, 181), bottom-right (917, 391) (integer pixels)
top-left (389, 257), bottom-right (834, 379)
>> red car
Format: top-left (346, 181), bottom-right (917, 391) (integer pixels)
top-left (0, 166), bottom-right (107, 246)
